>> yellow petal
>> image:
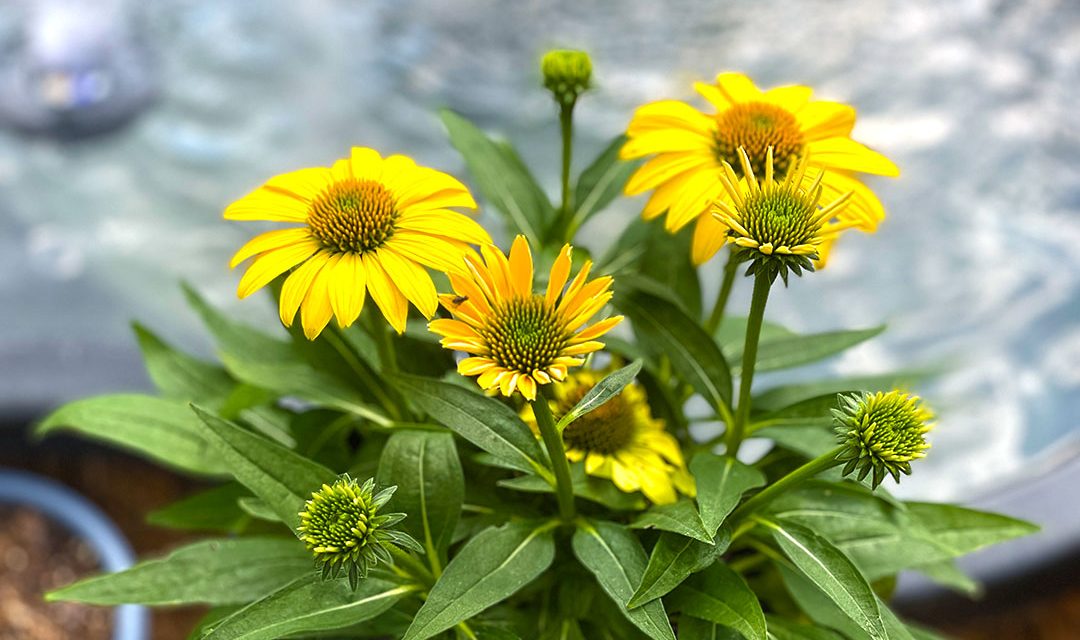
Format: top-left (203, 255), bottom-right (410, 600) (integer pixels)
top-left (350, 147), bottom-right (384, 181)
top-left (818, 171), bottom-right (887, 229)
top-left (224, 188), bottom-right (311, 222)
top-left (376, 247), bottom-right (438, 318)
top-left (236, 241), bottom-right (319, 299)
top-left (626, 100), bottom-right (715, 136)
top-left (396, 210), bottom-right (491, 245)
top-left (328, 252), bottom-right (367, 328)
top-left (691, 212), bottom-right (729, 266)
top-left (545, 244), bottom-right (573, 307)
top-left (694, 81), bottom-right (733, 111)
top-left (569, 315), bottom-right (623, 343)
top-left (625, 152), bottom-right (713, 196)
top-left (713, 72), bottom-right (763, 103)
top-left (458, 357), bottom-right (496, 376)
top-left (300, 254), bottom-right (339, 340)
top-left (518, 375), bottom-right (537, 401)
top-left (362, 252), bottom-right (409, 333)
top-left (806, 138), bottom-right (900, 177)
top-left (507, 235), bottom-right (534, 297)
top-left (664, 170), bottom-right (726, 232)
top-left (764, 85), bottom-right (813, 112)
top-left (230, 228), bottom-right (312, 268)
top-left (620, 128), bottom-right (712, 160)
top-left (263, 167), bottom-right (333, 202)
top-left (480, 244), bottom-right (513, 299)
top-left (387, 232), bottom-right (472, 273)
top-left (279, 251), bottom-right (330, 327)
top-left (795, 102), bottom-right (856, 141)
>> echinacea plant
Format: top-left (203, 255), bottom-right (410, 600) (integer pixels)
top-left (40, 49), bottom-right (1036, 640)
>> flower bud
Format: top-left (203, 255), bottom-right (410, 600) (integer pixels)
top-left (541, 49), bottom-right (592, 105)
top-left (833, 390), bottom-right (934, 488)
top-left (297, 475), bottom-right (422, 589)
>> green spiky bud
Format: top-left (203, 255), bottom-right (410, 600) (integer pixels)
top-left (297, 475), bottom-right (422, 589)
top-left (541, 49), bottom-right (592, 105)
top-left (833, 390), bottom-right (934, 488)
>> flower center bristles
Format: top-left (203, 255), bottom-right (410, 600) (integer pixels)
top-left (741, 183), bottom-right (824, 250)
top-left (559, 386), bottom-right (637, 454)
top-left (713, 102), bottom-right (803, 178)
top-left (854, 394), bottom-right (932, 463)
top-left (482, 295), bottom-right (567, 373)
top-left (308, 178), bottom-right (398, 254)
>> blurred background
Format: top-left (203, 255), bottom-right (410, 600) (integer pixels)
top-left (0, 0), bottom-right (1077, 637)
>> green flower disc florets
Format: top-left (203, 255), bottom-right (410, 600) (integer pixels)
top-left (297, 475), bottom-right (421, 589)
top-left (833, 390), bottom-right (934, 488)
top-left (541, 49), bottom-right (592, 105)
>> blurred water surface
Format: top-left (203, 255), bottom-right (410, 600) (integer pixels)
top-left (1, 0), bottom-right (1077, 500)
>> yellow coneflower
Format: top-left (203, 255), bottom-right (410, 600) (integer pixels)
top-left (712, 148), bottom-right (857, 276)
top-left (429, 236), bottom-right (622, 401)
top-left (621, 72), bottom-right (898, 266)
top-left (521, 369), bottom-right (694, 504)
top-left (226, 147), bottom-right (490, 339)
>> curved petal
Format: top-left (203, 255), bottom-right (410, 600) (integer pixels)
top-left (625, 152), bottom-right (714, 196)
top-left (224, 188), bottom-right (311, 222)
top-left (507, 235), bottom-right (534, 297)
top-left (236, 240), bottom-right (320, 299)
top-left (807, 138), bottom-right (900, 177)
top-left (376, 246), bottom-right (438, 319)
top-left (350, 147), bottom-right (385, 181)
top-left (795, 101), bottom-right (856, 140)
top-left (396, 210), bottom-right (491, 245)
top-left (328, 252), bottom-right (367, 328)
top-left (626, 100), bottom-right (715, 136)
top-left (714, 72), bottom-right (763, 103)
top-left (545, 245), bottom-right (573, 307)
top-left (300, 253), bottom-right (339, 340)
top-left (263, 167), bottom-right (333, 203)
top-left (691, 211), bottom-right (730, 265)
top-left (229, 228), bottom-right (312, 268)
top-left (279, 251), bottom-right (330, 327)
top-left (386, 232), bottom-right (472, 273)
top-left (362, 252), bottom-right (409, 333)
top-left (764, 85), bottom-right (813, 112)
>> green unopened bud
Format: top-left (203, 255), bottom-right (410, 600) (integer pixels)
top-left (833, 390), bottom-right (934, 488)
top-left (297, 475), bottom-right (422, 589)
top-left (541, 49), bottom-right (592, 105)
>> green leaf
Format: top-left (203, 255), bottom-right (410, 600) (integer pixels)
top-left (36, 395), bottom-right (226, 476)
top-left (715, 316), bottom-right (795, 353)
top-left (377, 431), bottom-right (464, 562)
top-left (146, 483), bottom-right (251, 533)
top-left (631, 500), bottom-right (713, 544)
top-left (498, 463), bottom-right (647, 511)
top-left (202, 574), bottom-right (416, 640)
top-left (780, 565), bottom-right (913, 640)
top-left (668, 562), bottom-right (766, 640)
top-left (616, 287), bottom-right (732, 415)
top-left (729, 326), bottom-right (886, 374)
top-left (572, 520), bottom-right (676, 640)
top-left (183, 284), bottom-right (391, 425)
top-left (753, 424), bottom-right (837, 459)
top-left (556, 360), bottom-right (643, 433)
top-left (752, 371), bottom-right (932, 414)
top-left (763, 615), bottom-right (844, 640)
top-left (571, 135), bottom-right (640, 230)
top-left (441, 110), bottom-right (552, 240)
top-left (905, 502), bottom-right (1038, 557)
top-left (47, 538), bottom-right (310, 606)
top-left (237, 497), bottom-right (280, 522)
top-left (628, 528), bottom-right (730, 609)
top-left (750, 393), bottom-right (847, 431)
top-left (677, 617), bottom-right (741, 639)
top-left (388, 373), bottom-right (551, 480)
top-left (133, 322), bottom-right (234, 406)
top-left (690, 454), bottom-right (765, 535)
top-left (912, 559), bottom-right (980, 597)
top-left (404, 521), bottom-right (556, 640)
top-left (191, 405), bottom-right (336, 531)
top-left (762, 518), bottom-right (886, 640)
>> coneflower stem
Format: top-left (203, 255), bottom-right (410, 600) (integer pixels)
top-left (729, 446), bottom-right (845, 526)
top-left (532, 392), bottom-right (576, 522)
top-left (727, 272), bottom-right (772, 455)
top-left (556, 101), bottom-right (576, 242)
top-left (705, 250), bottom-right (739, 334)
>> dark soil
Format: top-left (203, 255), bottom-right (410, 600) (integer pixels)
top-left (0, 505), bottom-right (112, 639)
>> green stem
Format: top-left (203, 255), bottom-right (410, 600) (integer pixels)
top-left (323, 326), bottom-right (401, 420)
top-left (727, 272), bottom-right (773, 456)
top-left (373, 318), bottom-right (398, 374)
top-left (532, 392), bottom-right (576, 522)
top-left (705, 250), bottom-right (739, 335)
top-left (729, 445), bottom-right (845, 525)
top-left (559, 101), bottom-right (574, 227)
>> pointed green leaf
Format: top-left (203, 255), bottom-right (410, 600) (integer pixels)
top-left (905, 502), bottom-right (1038, 556)
top-left (388, 373), bottom-right (551, 480)
top-left (628, 528), bottom-right (730, 609)
top-left (912, 559), bottom-right (980, 597)
top-left (403, 521), bottom-right (556, 640)
top-left (677, 616), bottom-right (741, 639)
top-left (571, 135), bottom-right (640, 229)
top-left (715, 316), bottom-right (795, 352)
top-left (762, 518), bottom-right (886, 640)
top-left (441, 110), bottom-right (552, 240)
top-left (377, 431), bottom-right (464, 562)
top-left (690, 454), bottom-right (765, 535)
top-left (572, 520), bottom-right (676, 640)
top-left (729, 326), bottom-right (886, 374)
top-left (668, 562), bottom-right (765, 640)
top-left (191, 405), bottom-right (335, 531)
top-left (616, 287), bottom-right (731, 414)
top-left (754, 424), bottom-right (837, 459)
top-left (36, 395), bottom-right (226, 476)
top-left (556, 360), bottom-right (643, 433)
top-left (47, 538), bottom-right (310, 606)
top-left (763, 615), bottom-right (844, 640)
top-left (631, 500), bottom-right (712, 544)
top-left (202, 574), bottom-right (416, 640)
top-left (133, 322), bottom-right (234, 405)
top-left (146, 483), bottom-right (251, 533)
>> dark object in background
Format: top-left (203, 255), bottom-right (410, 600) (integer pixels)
top-left (0, 505), bottom-right (112, 639)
